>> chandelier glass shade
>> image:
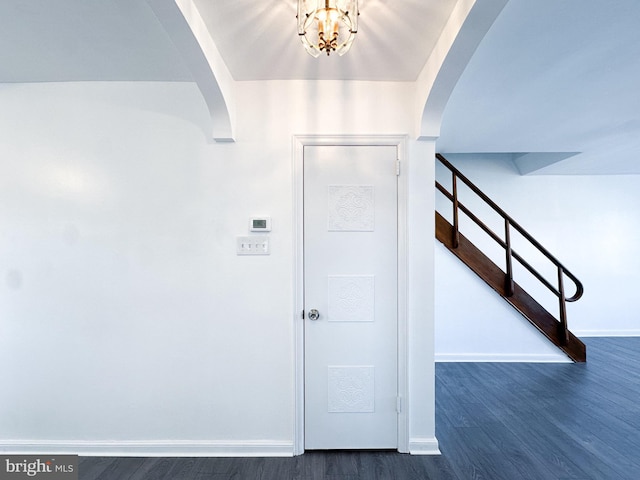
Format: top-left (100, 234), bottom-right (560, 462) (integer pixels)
top-left (297, 0), bottom-right (359, 57)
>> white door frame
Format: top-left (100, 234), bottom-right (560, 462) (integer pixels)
top-left (293, 135), bottom-right (409, 455)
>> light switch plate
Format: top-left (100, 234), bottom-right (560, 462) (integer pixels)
top-left (236, 235), bottom-right (270, 255)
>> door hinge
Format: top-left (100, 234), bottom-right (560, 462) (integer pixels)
top-left (396, 396), bottom-right (402, 413)
top-left (396, 160), bottom-right (401, 176)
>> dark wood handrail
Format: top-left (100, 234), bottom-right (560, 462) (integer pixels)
top-left (436, 153), bottom-right (584, 343)
top-left (436, 184), bottom-right (572, 297)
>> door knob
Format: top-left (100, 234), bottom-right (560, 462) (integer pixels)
top-left (308, 309), bottom-right (320, 321)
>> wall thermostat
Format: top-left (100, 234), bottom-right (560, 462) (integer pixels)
top-left (250, 216), bottom-right (271, 232)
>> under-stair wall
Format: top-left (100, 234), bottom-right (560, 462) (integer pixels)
top-left (435, 238), bottom-right (572, 362)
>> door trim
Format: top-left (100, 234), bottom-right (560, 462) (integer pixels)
top-left (293, 135), bottom-right (408, 455)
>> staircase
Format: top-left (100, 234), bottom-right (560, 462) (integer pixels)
top-left (435, 154), bottom-right (586, 362)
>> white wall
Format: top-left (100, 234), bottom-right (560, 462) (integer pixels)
top-left (435, 153), bottom-right (640, 362)
top-left (0, 80), bottom-right (436, 455)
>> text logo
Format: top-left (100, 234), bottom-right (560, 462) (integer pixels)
top-left (0, 456), bottom-right (77, 480)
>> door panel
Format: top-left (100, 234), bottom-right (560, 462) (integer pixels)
top-left (304, 145), bottom-right (398, 450)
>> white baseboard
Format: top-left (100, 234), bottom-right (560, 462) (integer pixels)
top-left (408, 437), bottom-right (440, 455)
top-left (435, 335), bottom-right (640, 363)
top-left (435, 353), bottom-right (571, 363)
top-left (0, 440), bottom-right (294, 457)
top-left (1, 438), bottom-right (442, 457)
top-left (574, 330), bottom-right (640, 337)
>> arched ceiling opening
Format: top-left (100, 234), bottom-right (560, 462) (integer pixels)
top-left (0, 0), bottom-right (506, 144)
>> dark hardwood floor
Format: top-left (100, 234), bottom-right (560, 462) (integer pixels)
top-left (79, 337), bottom-right (640, 479)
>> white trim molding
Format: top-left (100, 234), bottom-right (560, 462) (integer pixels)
top-left (408, 437), bottom-right (441, 455)
top-left (574, 330), bottom-right (640, 337)
top-left (0, 440), bottom-right (294, 457)
top-left (435, 353), bottom-right (571, 363)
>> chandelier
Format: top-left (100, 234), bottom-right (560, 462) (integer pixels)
top-left (297, 0), bottom-right (359, 57)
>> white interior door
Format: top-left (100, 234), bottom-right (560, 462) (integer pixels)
top-left (304, 144), bottom-right (398, 450)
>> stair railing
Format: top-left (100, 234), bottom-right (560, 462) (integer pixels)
top-left (435, 153), bottom-right (583, 344)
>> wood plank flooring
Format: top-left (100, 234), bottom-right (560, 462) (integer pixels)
top-left (79, 337), bottom-right (640, 479)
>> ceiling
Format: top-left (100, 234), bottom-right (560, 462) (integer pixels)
top-left (0, 0), bottom-right (192, 82)
top-left (0, 0), bottom-right (457, 83)
top-left (192, 0), bottom-right (457, 81)
top-left (437, 0), bottom-right (640, 174)
top-left (1, 0), bottom-right (639, 174)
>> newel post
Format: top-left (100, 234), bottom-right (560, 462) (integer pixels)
top-left (558, 267), bottom-right (569, 345)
